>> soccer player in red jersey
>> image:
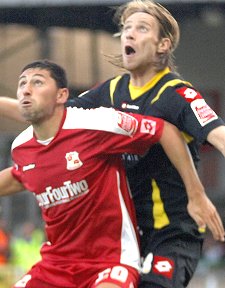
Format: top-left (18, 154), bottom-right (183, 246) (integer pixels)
top-left (0, 59), bottom-right (206, 288)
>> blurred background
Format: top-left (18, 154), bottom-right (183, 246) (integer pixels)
top-left (0, 0), bottom-right (224, 287)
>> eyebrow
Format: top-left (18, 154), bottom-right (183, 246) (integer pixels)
top-left (124, 20), bottom-right (152, 27)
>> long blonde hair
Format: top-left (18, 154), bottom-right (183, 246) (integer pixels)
top-left (109, 0), bottom-right (180, 72)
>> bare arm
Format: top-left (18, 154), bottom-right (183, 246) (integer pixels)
top-left (0, 167), bottom-right (25, 196)
top-left (159, 121), bottom-right (225, 242)
top-left (207, 125), bottom-right (225, 156)
top-left (0, 97), bottom-right (24, 122)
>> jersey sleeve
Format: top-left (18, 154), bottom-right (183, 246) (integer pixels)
top-left (11, 163), bottom-right (23, 183)
top-left (90, 108), bottom-right (164, 156)
top-left (65, 107), bottom-right (164, 156)
top-left (66, 79), bottom-right (112, 109)
top-left (153, 85), bottom-right (225, 144)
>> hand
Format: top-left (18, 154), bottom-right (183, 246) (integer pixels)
top-left (187, 194), bottom-right (225, 242)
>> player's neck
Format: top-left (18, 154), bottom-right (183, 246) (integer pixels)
top-left (129, 68), bottom-right (157, 87)
top-left (33, 109), bottom-right (64, 141)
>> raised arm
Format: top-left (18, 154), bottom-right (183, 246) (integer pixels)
top-left (0, 97), bottom-right (24, 122)
top-left (0, 167), bottom-right (25, 196)
top-left (207, 125), bottom-right (225, 156)
top-left (159, 121), bottom-right (225, 242)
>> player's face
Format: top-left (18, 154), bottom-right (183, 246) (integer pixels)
top-left (121, 12), bottom-right (162, 73)
top-left (17, 68), bottom-right (60, 123)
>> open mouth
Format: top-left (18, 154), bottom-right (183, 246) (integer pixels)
top-left (125, 45), bottom-right (136, 55)
top-left (22, 100), bottom-right (30, 104)
top-left (21, 99), bottom-right (32, 106)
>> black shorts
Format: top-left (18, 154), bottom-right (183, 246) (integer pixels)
top-left (139, 232), bottom-right (203, 288)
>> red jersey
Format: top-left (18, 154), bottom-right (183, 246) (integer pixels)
top-left (11, 107), bottom-right (164, 287)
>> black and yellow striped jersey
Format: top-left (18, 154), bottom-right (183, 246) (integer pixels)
top-left (67, 67), bottom-right (224, 240)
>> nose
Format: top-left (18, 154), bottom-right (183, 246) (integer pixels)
top-left (17, 83), bottom-right (32, 101)
top-left (122, 26), bottom-right (135, 40)
top-left (21, 83), bottom-right (32, 96)
top-left (125, 30), bottom-right (135, 40)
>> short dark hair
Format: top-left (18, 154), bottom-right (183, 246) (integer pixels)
top-left (21, 59), bottom-right (68, 88)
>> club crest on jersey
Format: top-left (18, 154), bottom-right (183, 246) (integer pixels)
top-left (65, 151), bottom-right (83, 170)
top-left (191, 99), bottom-right (218, 126)
top-left (141, 119), bottom-right (156, 135)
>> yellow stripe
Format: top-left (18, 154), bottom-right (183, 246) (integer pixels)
top-left (151, 79), bottom-right (192, 104)
top-left (181, 132), bottom-right (193, 144)
top-left (198, 227), bottom-right (206, 233)
top-left (110, 76), bottom-right (122, 105)
top-left (152, 179), bottom-right (170, 229)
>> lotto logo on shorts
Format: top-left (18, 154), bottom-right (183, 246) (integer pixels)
top-left (152, 256), bottom-right (174, 279)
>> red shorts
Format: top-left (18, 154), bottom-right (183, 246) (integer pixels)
top-left (91, 265), bottom-right (139, 287)
top-left (13, 264), bottom-right (139, 288)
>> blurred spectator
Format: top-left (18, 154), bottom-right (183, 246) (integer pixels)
top-left (0, 218), bottom-right (10, 265)
top-left (10, 221), bottom-right (45, 274)
top-left (201, 233), bottom-right (225, 269)
top-left (188, 233), bottom-right (225, 287)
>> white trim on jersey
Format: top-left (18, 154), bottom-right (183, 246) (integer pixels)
top-left (63, 107), bottom-right (138, 136)
top-left (11, 125), bottom-right (33, 151)
top-left (116, 171), bottom-right (141, 272)
top-left (12, 107), bottom-right (139, 151)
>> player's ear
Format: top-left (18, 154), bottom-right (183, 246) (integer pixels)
top-left (57, 88), bottom-right (69, 104)
top-left (157, 37), bottom-right (171, 53)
